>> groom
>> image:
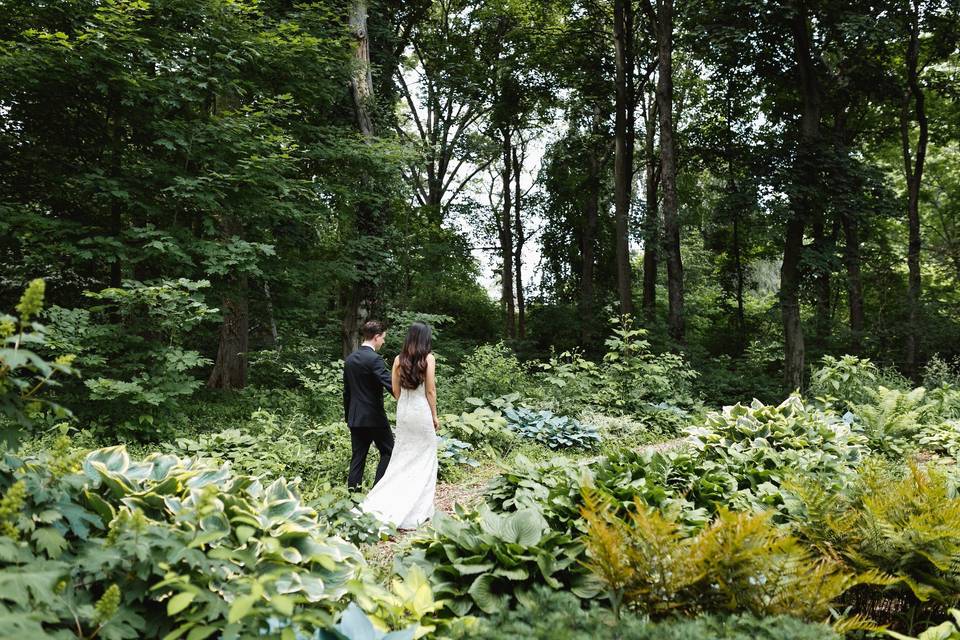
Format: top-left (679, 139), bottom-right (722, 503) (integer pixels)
top-left (343, 320), bottom-right (395, 491)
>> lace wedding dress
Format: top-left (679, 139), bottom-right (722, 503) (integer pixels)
top-left (360, 383), bottom-right (437, 529)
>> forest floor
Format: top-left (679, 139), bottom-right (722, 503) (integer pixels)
top-left (363, 436), bottom-right (685, 576)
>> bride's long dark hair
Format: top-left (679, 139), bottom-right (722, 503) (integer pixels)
top-left (398, 322), bottom-right (432, 389)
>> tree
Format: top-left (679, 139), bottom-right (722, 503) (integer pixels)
top-left (651, 0), bottom-right (684, 342)
top-left (612, 0), bottom-right (637, 316)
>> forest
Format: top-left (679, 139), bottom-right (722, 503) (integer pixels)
top-left (1, 0), bottom-right (960, 638)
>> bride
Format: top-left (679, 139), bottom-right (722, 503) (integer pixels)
top-left (361, 322), bottom-right (439, 530)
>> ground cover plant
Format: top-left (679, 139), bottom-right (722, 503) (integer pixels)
top-left (0, 441), bottom-right (421, 639)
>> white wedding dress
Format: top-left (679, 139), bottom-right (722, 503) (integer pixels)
top-left (360, 383), bottom-right (437, 529)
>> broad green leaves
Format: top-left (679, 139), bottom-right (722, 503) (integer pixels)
top-left (0, 442), bottom-right (421, 638)
top-left (503, 407), bottom-right (601, 450)
top-left (406, 505), bottom-right (586, 616)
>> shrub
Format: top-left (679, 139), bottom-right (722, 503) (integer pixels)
top-left (282, 359), bottom-right (347, 422)
top-left (593, 316), bottom-right (698, 414)
top-left (786, 462), bottom-right (960, 629)
top-left (810, 354), bottom-right (880, 411)
top-left (923, 355), bottom-right (960, 390)
top-left (536, 350), bottom-right (600, 414)
top-left (456, 587), bottom-right (842, 640)
top-left (0, 278), bottom-right (75, 436)
top-left (503, 407), bottom-right (601, 450)
top-left (442, 344), bottom-right (532, 414)
top-left (0, 442), bottom-right (420, 639)
top-left (49, 278), bottom-right (218, 438)
top-left (580, 487), bottom-right (883, 623)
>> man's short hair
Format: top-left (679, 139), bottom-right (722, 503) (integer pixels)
top-left (361, 320), bottom-right (386, 340)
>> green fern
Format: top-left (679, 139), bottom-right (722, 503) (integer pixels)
top-left (579, 487), bottom-right (885, 622)
top-left (787, 461), bottom-right (960, 629)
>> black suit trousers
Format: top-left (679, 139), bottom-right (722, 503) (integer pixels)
top-left (347, 427), bottom-right (394, 490)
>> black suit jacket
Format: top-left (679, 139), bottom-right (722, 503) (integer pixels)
top-left (343, 345), bottom-right (394, 429)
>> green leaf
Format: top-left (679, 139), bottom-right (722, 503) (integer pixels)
top-left (500, 509), bottom-right (545, 546)
top-left (31, 528), bottom-right (67, 559)
top-left (0, 561), bottom-right (67, 607)
top-left (167, 591), bottom-right (196, 616)
top-left (186, 626), bottom-right (218, 640)
top-left (227, 593), bottom-right (258, 624)
top-left (271, 594), bottom-right (294, 616)
top-left (467, 574), bottom-right (508, 614)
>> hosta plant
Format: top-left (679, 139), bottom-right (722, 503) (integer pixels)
top-left (918, 420), bottom-right (960, 460)
top-left (437, 436), bottom-right (480, 472)
top-left (439, 407), bottom-right (517, 456)
top-left (503, 407), bottom-right (600, 450)
top-left (686, 395), bottom-right (868, 512)
top-left (402, 504), bottom-right (598, 617)
top-left (485, 450), bottom-right (709, 535)
top-left (886, 609), bottom-right (960, 640)
top-left (0, 440), bottom-right (411, 639)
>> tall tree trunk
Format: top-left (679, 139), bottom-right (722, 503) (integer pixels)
top-left (901, 0), bottom-right (928, 378)
top-left (263, 281), bottom-right (279, 349)
top-left (208, 274), bottom-right (249, 390)
top-left (342, 0), bottom-right (378, 357)
top-left (108, 85), bottom-right (123, 288)
top-left (349, 0), bottom-right (375, 139)
top-left (513, 145), bottom-right (526, 339)
top-left (206, 85), bottom-right (250, 389)
top-left (642, 90), bottom-right (659, 319)
top-left (813, 217), bottom-right (832, 343)
top-left (613, 0), bottom-right (636, 316)
top-left (582, 110), bottom-right (602, 343)
top-left (209, 215), bottom-right (250, 389)
top-left (732, 200), bottom-right (746, 353)
top-left (841, 212), bottom-right (865, 354)
top-left (724, 88), bottom-right (746, 353)
top-left (655, 0), bottom-right (683, 341)
top-left (783, 6), bottom-right (821, 391)
top-left (500, 127), bottom-right (516, 338)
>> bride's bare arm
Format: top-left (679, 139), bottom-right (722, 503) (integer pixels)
top-left (425, 354), bottom-right (439, 431)
top-left (391, 356), bottom-right (401, 400)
